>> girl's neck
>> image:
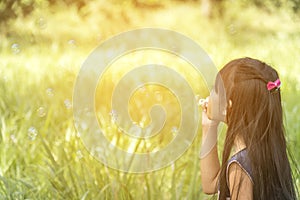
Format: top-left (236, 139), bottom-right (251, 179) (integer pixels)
top-left (233, 137), bottom-right (246, 154)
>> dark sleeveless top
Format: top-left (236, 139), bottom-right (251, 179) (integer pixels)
top-left (220, 149), bottom-right (253, 199)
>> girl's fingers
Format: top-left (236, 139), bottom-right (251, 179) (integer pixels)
top-left (199, 97), bottom-right (209, 112)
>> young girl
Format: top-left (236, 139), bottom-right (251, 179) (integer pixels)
top-left (200, 57), bottom-right (297, 199)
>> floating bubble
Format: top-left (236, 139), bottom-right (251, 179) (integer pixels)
top-left (10, 134), bottom-right (17, 143)
top-left (195, 94), bottom-right (201, 102)
top-left (37, 106), bottom-right (46, 117)
top-left (139, 86), bottom-right (146, 93)
top-left (36, 17), bottom-right (47, 29)
top-left (3, 76), bottom-right (8, 82)
top-left (171, 126), bottom-right (178, 136)
top-left (292, 106), bottom-right (298, 114)
top-left (139, 120), bottom-right (146, 128)
top-left (28, 127), bottom-right (38, 141)
top-left (46, 88), bottom-right (54, 97)
top-left (128, 124), bottom-right (142, 137)
top-left (76, 150), bottom-right (83, 159)
top-left (96, 34), bottom-right (102, 43)
top-left (11, 43), bottom-right (21, 54)
top-left (155, 91), bottom-right (163, 102)
top-left (64, 99), bottom-right (72, 109)
top-left (109, 110), bottom-right (118, 122)
top-left (228, 24), bottom-right (237, 35)
top-left (171, 162), bottom-right (175, 171)
top-left (296, 84), bottom-right (300, 92)
top-left (80, 122), bottom-right (88, 131)
top-left (68, 39), bottom-right (76, 48)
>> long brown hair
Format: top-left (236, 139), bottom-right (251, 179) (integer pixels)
top-left (217, 57), bottom-right (297, 199)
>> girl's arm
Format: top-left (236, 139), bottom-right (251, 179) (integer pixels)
top-left (200, 111), bottom-right (220, 194)
top-left (228, 163), bottom-right (253, 199)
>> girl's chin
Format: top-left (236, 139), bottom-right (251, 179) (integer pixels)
top-left (206, 113), bottom-right (213, 120)
top-left (208, 112), bottom-right (226, 122)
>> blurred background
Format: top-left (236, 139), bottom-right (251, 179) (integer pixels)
top-left (0, 0), bottom-right (299, 199)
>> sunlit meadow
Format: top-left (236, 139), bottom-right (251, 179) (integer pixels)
top-left (0, 0), bottom-right (299, 199)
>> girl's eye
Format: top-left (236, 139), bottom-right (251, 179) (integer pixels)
top-left (211, 86), bottom-right (217, 95)
top-left (211, 85), bottom-right (215, 92)
top-left (214, 84), bottom-right (219, 94)
top-left (210, 89), bottom-right (215, 96)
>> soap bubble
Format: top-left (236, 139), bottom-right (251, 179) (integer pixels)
top-left (28, 127), bottom-right (38, 141)
top-left (109, 110), bottom-right (118, 122)
top-left (36, 17), bottom-right (47, 29)
top-left (10, 134), bottom-right (17, 143)
top-left (155, 91), bottom-right (163, 102)
top-left (76, 150), bottom-right (83, 159)
top-left (11, 43), bottom-right (21, 54)
top-left (64, 99), bottom-right (72, 109)
top-left (68, 39), bottom-right (76, 48)
top-left (37, 107), bottom-right (46, 117)
top-left (171, 126), bottom-right (178, 136)
top-left (46, 88), bottom-right (54, 97)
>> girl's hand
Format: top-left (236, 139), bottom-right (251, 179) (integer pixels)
top-left (199, 97), bottom-right (220, 158)
top-left (199, 97), bottom-right (220, 128)
top-left (202, 110), bottom-right (219, 128)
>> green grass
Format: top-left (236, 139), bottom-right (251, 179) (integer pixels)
top-left (0, 0), bottom-right (299, 199)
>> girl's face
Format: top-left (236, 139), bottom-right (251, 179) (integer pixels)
top-left (207, 86), bottom-right (227, 122)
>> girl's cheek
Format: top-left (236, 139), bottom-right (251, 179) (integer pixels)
top-left (206, 98), bottom-right (213, 120)
top-left (208, 93), bottom-right (223, 121)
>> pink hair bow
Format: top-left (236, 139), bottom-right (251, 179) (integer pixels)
top-left (267, 79), bottom-right (281, 91)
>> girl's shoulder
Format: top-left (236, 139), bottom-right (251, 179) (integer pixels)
top-left (226, 148), bottom-right (253, 184)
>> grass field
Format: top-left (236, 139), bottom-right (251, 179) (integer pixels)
top-left (0, 0), bottom-right (299, 199)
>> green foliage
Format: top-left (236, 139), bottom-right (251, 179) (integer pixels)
top-left (0, 0), bottom-right (299, 199)
top-left (0, 0), bottom-right (88, 25)
top-left (0, 0), bottom-right (35, 24)
top-left (1, 0), bottom-right (300, 26)
top-left (239, 0), bottom-right (300, 14)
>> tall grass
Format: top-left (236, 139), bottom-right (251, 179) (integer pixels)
top-left (0, 0), bottom-right (299, 199)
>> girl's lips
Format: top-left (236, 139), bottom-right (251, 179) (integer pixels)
top-left (199, 98), bottom-right (209, 107)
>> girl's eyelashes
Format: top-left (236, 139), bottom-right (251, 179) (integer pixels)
top-left (212, 85), bottom-right (218, 94)
top-left (212, 85), bottom-right (215, 91)
top-left (211, 87), bottom-right (217, 95)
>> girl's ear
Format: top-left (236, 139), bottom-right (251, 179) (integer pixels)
top-left (228, 99), bottom-right (233, 108)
